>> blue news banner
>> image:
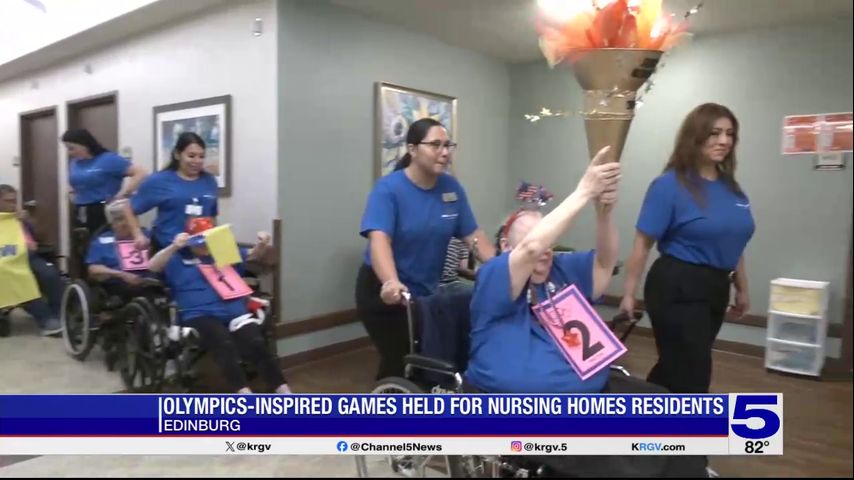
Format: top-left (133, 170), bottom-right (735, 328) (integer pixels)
top-left (0, 393), bottom-right (782, 456)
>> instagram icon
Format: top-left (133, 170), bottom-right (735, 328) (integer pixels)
top-left (511, 441), bottom-right (522, 452)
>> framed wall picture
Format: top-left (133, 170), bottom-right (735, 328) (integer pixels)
top-left (153, 95), bottom-right (231, 196)
top-left (375, 82), bottom-right (457, 179)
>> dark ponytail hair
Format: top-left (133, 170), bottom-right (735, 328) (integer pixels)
top-left (165, 132), bottom-right (206, 171)
top-left (394, 117), bottom-right (444, 171)
top-left (61, 128), bottom-right (108, 157)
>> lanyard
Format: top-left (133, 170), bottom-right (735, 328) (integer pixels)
top-left (527, 280), bottom-right (565, 329)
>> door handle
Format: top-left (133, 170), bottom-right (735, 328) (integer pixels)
top-left (24, 200), bottom-right (37, 208)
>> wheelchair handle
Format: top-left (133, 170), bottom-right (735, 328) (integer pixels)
top-left (610, 310), bottom-right (643, 343)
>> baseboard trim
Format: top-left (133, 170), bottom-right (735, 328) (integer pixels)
top-left (628, 324), bottom-right (765, 358)
top-left (275, 309), bottom-right (359, 339)
top-left (270, 305), bottom-right (842, 375)
top-left (600, 295), bottom-right (844, 338)
top-left (279, 336), bottom-right (372, 369)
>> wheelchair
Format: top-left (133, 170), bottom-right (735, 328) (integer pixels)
top-left (354, 290), bottom-right (643, 479)
top-left (152, 282), bottom-right (277, 394)
top-left (59, 226), bottom-right (173, 391)
top-left (60, 226), bottom-right (279, 394)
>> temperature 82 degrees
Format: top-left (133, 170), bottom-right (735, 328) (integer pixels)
top-left (728, 394), bottom-right (783, 455)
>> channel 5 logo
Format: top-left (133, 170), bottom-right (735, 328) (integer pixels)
top-left (730, 394), bottom-right (782, 440)
top-left (510, 441), bottom-right (522, 452)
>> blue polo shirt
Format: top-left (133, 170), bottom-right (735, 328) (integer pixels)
top-left (85, 228), bottom-right (154, 285)
top-left (360, 170), bottom-right (478, 297)
top-left (636, 170), bottom-right (755, 270)
top-left (69, 152), bottom-right (131, 205)
top-left (465, 250), bottom-right (610, 393)
top-left (131, 170), bottom-right (218, 249)
top-left (162, 248), bottom-right (250, 325)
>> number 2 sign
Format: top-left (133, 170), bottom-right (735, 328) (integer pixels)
top-left (531, 284), bottom-right (627, 380)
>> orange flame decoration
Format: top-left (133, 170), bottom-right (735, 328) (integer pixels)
top-left (538, 0), bottom-right (692, 67)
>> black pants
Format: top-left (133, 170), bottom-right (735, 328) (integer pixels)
top-left (70, 203), bottom-right (108, 278)
top-left (644, 255), bottom-right (731, 394)
top-left (355, 264), bottom-right (410, 380)
top-left (462, 372), bottom-right (706, 477)
top-left (72, 203), bottom-right (108, 235)
top-left (188, 316), bottom-right (286, 392)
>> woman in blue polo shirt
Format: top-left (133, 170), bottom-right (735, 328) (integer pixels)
top-left (619, 103), bottom-right (755, 394)
top-left (356, 118), bottom-right (495, 380)
top-left (130, 132), bottom-right (219, 251)
top-left (62, 128), bottom-right (147, 234)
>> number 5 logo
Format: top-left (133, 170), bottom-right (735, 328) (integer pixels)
top-left (731, 395), bottom-right (781, 439)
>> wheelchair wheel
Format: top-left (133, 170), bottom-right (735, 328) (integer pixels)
top-left (60, 280), bottom-right (96, 361)
top-left (446, 455), bottom-right (490, 478)
top-left (370, 377), bottom-right (424, 394)
top-left (118, 298), bottom-right (169, 393)
top-left (365, 378), bottom-right (441, 478)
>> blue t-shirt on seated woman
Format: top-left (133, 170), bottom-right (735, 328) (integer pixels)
top-left (84, 227), bottom-right (155, 282)
top-left (69, 152), bottom-right (131, 205)
top-left (161, 248), bottom-right (250, 325)
top-left (359, 170), bottom-right (478, 297)
top-left (636, 170), bottom-right (755, 270)
top-left (465, 251), bottom-right (610, 394)
top-left (131, 170), bottom-right (218, 249)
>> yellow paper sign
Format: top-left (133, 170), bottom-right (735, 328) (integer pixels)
top-left (203, 224), bottom-right (242, 267)
top-left (0, 213), bottom-right (41, 308)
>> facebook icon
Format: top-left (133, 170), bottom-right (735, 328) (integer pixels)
top-left (336, 441), bottom-right (348, 452)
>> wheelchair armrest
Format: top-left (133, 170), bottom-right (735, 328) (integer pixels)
top-left (403, 354), bottom-right (458, 376)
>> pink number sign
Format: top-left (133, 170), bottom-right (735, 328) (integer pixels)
top-left (530, 284), bottom-right (627, 381)
top-left (197, 264), bottom-right (252, 300)
top-left (116, 241), bottom-right (150, 271)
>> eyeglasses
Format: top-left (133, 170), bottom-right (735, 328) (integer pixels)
top-left (418, 140), bottom-right (458, 152)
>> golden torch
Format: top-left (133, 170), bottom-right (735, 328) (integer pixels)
top-left (537, 0), bottom-right (693, 163)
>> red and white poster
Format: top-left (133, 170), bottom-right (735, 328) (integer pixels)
top-left (783, 113), bottom-right (853, 155)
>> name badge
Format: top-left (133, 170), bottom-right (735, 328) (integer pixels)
top-left (185, 204), bottom-right (203, 216)
top-left (99, 236), bottom-right (116, 244)
top-left (197, 264), bottom-right (252, 300)
top-left (530, 284), bottom-right (627, 381)
top-left (442, 192), bottom-right (458, 202)
top-left (116, 241), bottom-right (150, 271)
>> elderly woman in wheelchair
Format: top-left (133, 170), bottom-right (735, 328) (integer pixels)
top-left (359, 153), bottom-right (706, 478)
top-left (147, 217), bottom-right (290, 394)
top-left (60, 201), bottom-right (167, 385)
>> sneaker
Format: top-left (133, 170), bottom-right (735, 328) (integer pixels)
top-left (41, 318), bottom-right (63, 337)
top-left (0, 315), bottom-right (11, 337)
top-left (706, 466), bottom-right (720, 478)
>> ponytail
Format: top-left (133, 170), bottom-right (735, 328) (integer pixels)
top-left (394, 153), bottom-right (412, 171)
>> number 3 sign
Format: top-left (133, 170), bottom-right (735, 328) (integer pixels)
top-left (116, 241), bottom-right (150, 271)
